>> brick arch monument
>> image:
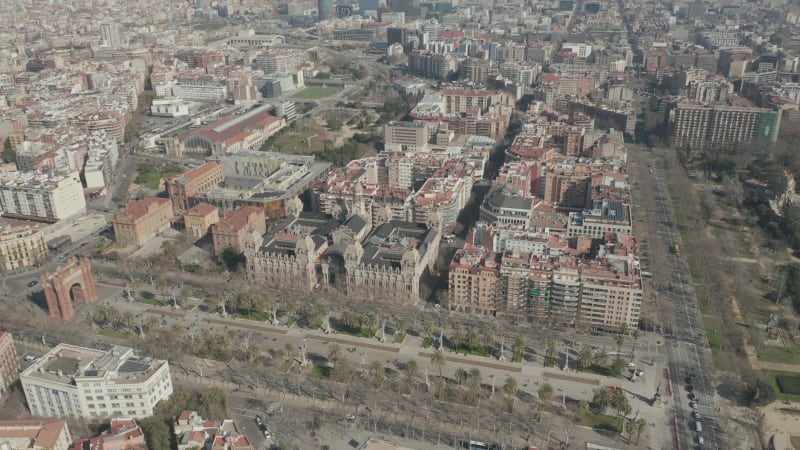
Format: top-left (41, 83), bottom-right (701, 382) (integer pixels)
top-left (40, 256), bottom-right (98, 320)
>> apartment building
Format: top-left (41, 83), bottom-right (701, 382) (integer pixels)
top-left (254, 49), bottom-right (307, 74)
top-left (112, 197), bottom-right (172, 247)
top-left (410, 177), bottom-right (470, 231)
top-left (0, 171), bottom-right (86, 222)
top-left (0, 218), bottom-right (47, 272)
top-left (581, 262), bottom-right (642, 328)
top-left (20, 344), bottom-right (173, 419)
top-left (165, 162), bottom-right (225, 214)
top-left (443, 89), bottom-right (515, 115)
top-left (75, 110), bottom-right (125, 145)
top-left (670, 103), bottom-right (781, 153)
top-left (567, 200), bottom-right (632, 239)
top-left (172, 80), bottom-right (227, 101)
top-left (479, 189), bottom-right (533, 228)
top-left (447, 245), bottom-right (501, 315)
top-left (0, 419), bottom-right (71, 450)
top-left (212, 206), bottom-right (266, 254)
top-left (0, 331), bottom-right (19, 400)
top-left (385, 121), bottom-right (429, 152)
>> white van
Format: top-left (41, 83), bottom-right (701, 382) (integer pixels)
top-left (695, 421), bottom-right (702, 432)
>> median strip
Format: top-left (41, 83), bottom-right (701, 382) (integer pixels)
top-left (305, 334), bottom-right (400, 352)
top-left (418, 352), bottom-right (522, 372)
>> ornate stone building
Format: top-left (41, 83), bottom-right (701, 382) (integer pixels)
top-left (245, 213), bottom-right (440, 303)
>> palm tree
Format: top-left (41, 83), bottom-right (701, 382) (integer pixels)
top-left (328, 343), bottom-right (343, 365)
top-left (430, 350), bottom-right (446, 377)
top-left (503, 376), bottom-right (519, 413)
top-left (615, 332), bottom-right (626, 361)
top-left (512, 335), bottom-right (526, 361)
top-left (577, 400), bottom-right (589, 417)
top-left (577, 345), bottom-right (594, 372)
top-left (545, 339), bottom-right (557, 367)
top-left (404, 359), bottom-right (419, 383)
top-left (423, 321), bottom-right (434, 340)
top-left (468, 368), bottom-right (481, 390)
top-left (395, 317), bottom-right (408, 336)
top-left (207, 291), bottom-right (223, 313)
top-left (455, 368), bottom-right (468, 388)
top-left (402, 360), bottom-right (419, 394)
top-left (452, 325), bottom-right (465, 350)
top-left (633, 417), bottom-right (648, 444)
top-left (616, 323), bottom-right (628, 356)
top-left (631, 329), bottom-right (641, 359)
top-left (592, 387), bottom-right (612, 411)
top-left (611, 357), bottom-right (627, 376)
top-left (466, 328), bottom-right (479, 351)
top-left (593, 347), bottom-right (609, 367)
top-left (503, 376), bottom-right (518, 396)
top-left (156, 278), bottom-right (169, 299)
top-left (538, 383), bottom-right (554, 401)
top-left (286, 298), bottom-right (300, 316)
top-left (480, 329), bottom-right (495, 353)
top-left (368, 360), bottom-right (385, 387)
top-left (610, 390), bottom-right (630, 416)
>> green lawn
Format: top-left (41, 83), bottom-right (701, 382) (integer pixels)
top-left (422, 338), bottom-right (434, 348)
top-left (287, 317), bottom-right (298, 327)
top-left (311, 365), bottom-right (332, 379)
top-left (760, 345), bottom-right (800, 365)
top-left (291, 87), bottom-right (339, 99)
top-left (766, 370), bottom-right (800, 401)
top-left (393, 334), bottom-right (406, 344)
top-left (583, 411), bottom-right (623, 433)
top-left (134, 163), bottom-right (183, 190)
top-left (338, 324), bottom-right (376, 339)
top-left (584, 364), bottom-right (622, 378)
top-left (99, 329), bottom-right (133, 340)
top-left (142, 297), bottom-right (169, 307)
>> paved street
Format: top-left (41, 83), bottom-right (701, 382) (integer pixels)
top-left (630, 143), bottom-right (722, 450)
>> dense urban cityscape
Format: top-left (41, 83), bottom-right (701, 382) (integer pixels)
top-left (2, 0), bottom-right (800, 449)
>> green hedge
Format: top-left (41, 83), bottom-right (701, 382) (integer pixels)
top-left (776, 375), bottom-right (800, 395)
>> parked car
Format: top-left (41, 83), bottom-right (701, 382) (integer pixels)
top-left (28, 280), bottom-right (38, 287)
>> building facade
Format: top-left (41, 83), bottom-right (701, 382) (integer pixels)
top-left (0, 172), bottom-right (86, 222)
top-left (384, 121), bottom-right (429, 152)
top-left (112, 197), bottom-right (173, 247)
top-left (0, 218), bottom-right (47, 272)
top-left (0, 331), bottom-right (19, 400)
top-left (670, 103), bottom-right (781, 154)
top-left (165, 162), bottom-right (225, 214)
top-left (184, 203), bottom-right (219, 240)
top-left (20, 344), bottom-right (172, 419)
top-left (212, 206), bottom-right (266, 254)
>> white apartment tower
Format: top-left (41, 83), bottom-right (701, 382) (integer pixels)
top-left (21, 344), bottom-right (173, 419)
top-left (0, 171), bottom-right (86, 221)
top-left (100, 22), bottom-right (123, 47)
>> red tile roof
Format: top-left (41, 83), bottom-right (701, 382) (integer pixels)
top-left (186, 202), bottom-right (218, 216)
top-left (117, 197), bottom-right (171, 222)
top-left (0, 419), bottom-right (68, 450)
